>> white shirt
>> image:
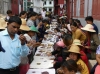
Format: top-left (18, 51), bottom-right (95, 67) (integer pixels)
top-left (41, 11), bottom-right (46, 18)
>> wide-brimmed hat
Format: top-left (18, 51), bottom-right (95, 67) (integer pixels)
top-left (0, 14), bottom-right (6, 18)
top-left (0, 22), bottom-right (6, 30)
top-left (30, 26), bottom-right (39, 33)
top-left (68, 45), bottom-right (80, 54)
top-left (20, 19), bottom-right (30, 31)
top-left (72, 39), bottom-right (83, 46)
top-left (0, 18), bottom-right (7, 28)
top-left (81, 24), bottom-right (96, 32)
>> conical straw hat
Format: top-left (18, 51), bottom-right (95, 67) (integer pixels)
top-left (68, 45), bottom-right (80, 54)
top-left (81, 24), bottom-right (96, 32)
top-left (20, 19), bottom-right (30, 31)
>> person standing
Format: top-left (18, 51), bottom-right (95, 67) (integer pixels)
top-left (5, 10), bottom-right (13, 22)
top-left (85, 16), bottom-right (98, 34)
top-left (41, 8), bottom-right (46, 19)
top-left (0, 16), bottom-right (29, 74)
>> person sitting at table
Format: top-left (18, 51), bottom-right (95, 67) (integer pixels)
top-left (60, 22), bottom-right (67, 33)
top-left (70, 22), bottom-right (86, 43)
top-left (53, 28), bottom-right (61, 42)
top-left (38, 19), bottom-right (48, 41)
top-left (66, 45), bottom-right (89, 74)
top-left (47, 40), bottom-right (65, 59)
top-left (19, 19), bottom-right (32, 74)
top-left (24, 26), bottom-right (40, 64)
top-left (57, 59), bottom-right (78, 74)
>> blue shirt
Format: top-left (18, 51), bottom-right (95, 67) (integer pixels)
top-left (93, 23), bottom-right (98, 34)
top-left (0, 29), bottom-right (29, 69)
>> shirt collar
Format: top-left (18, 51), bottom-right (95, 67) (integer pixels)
top-left (2, 29), bottom-right (9, 36)
top-left (2, 29), bottom-right (18, 41)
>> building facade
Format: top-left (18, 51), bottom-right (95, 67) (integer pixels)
top-left (0, 0), bottom-right (11, 14)
top-left (32, 0), bottom-right (43, 13)
top-left (54, 0), bottom-right (64, 16)
top-left (66, 0), bottom-right (100, 33)
top-left (23, 0), bottom-right (32, 11)
top-left (43, 0), bottom-right (54, 12)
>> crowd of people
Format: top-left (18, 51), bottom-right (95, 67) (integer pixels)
top-left (0, 9), bottom-right (100, 74)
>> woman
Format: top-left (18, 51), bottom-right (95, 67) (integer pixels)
top-left (70, 22), bottom-right (86, 43)
top-left (57, 59), bottom-right (78, 74)
top-left (19, 11), bottom-right (27, 19)
top-left (81, 24), bottom-right (100, 59)
top-left (27, 12), bottom-right (37, 27)
top-left (72, 39), bottom-right (90, 71)
top-left (67, 45), bottom-right (89, 74)
top-left (74, 19), bottom-right (83, 28)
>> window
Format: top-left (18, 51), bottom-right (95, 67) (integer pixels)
top-left (49, 8), bottom-right (52, 11)
top-left (44, 1), bottom-right (46, 5)
top-left (49, 1), bottom-right (52, 4)
top-left (45, 8), bottom-right (47, 11)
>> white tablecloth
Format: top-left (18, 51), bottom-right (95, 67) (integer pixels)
top-left (30, 56), bottom-right (54, 69)
top-left (27, 69), bottom-right (55, 74)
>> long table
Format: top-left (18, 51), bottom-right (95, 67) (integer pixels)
top-left (27, 23), bottom-right (57, 74)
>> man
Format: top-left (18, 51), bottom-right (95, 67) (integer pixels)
top-left (85, 16), bottom-right (99, 73)
top-left (35, 14), bottom-right (43, 26)
top-left (85, 16), bottom-right (98, 34)
top-left (0, 16), bottom-right (29, 74)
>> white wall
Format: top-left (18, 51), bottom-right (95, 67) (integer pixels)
top-left (0, 0), bottom-right (11, 14)
top-left (43, 0), bottom-right (54, 12)
top-left (43, 0), bottom-right (54, 7)
top-left (33, 0), bottom-right (43, 13)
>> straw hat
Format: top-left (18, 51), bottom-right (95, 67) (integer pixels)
top-left (20, 19), bottom-right (30, 31)
top-left (0, 18), bottom-right (7, 28)
top-left (72, 39), bottom-right (83, 46)
top-left (30, 26), bottom-right (39, 33)
top-left (0, 22), bottom-right (6, 30)
top-left (81, 24), bottom-right (96, 32)
top-left (68, 45), bottom-right (80, 54)
top-left (0, 14), bottom-right (6, 19)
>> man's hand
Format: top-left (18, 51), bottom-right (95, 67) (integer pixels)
top-left (19, 34), bottom-right (26, 45)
